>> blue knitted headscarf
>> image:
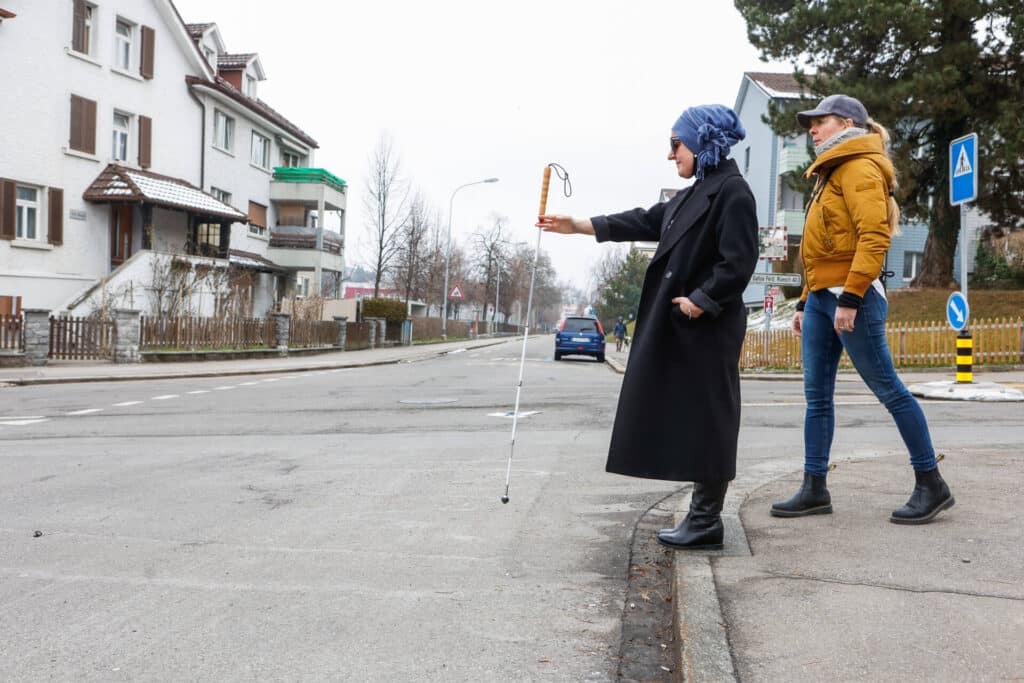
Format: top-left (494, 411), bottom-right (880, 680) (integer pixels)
top-left (671, 105), bottom-right (746, 181)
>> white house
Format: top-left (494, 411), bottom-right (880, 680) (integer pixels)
top-left (0, 0), bottom-right (347, 319)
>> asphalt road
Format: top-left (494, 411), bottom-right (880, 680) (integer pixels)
top-left (2, 337), bottom-right (1021, 681)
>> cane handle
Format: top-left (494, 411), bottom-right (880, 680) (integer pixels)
top-left (538, 166), bottom-right (552, 217)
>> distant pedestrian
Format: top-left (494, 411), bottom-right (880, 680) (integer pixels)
top-left (612, 317), bottom-right (627, 352)
top-left (771, 94), bottom-right (954, 524)
top-left (538, 104), bottom-right (758, 550)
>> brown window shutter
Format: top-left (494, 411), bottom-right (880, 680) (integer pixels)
top-left (70, 95), bottom-right (97, 154)
top-left (140, 26), bottom-right (155, 79)
top-left (138, 116), bottom-right (152, 168)
top-left (83, 97), bottom-right (96, 154)
top-left (0, 180), bottom-right (14, 241)
top-left (48, 188), bottom-right (64, 246)
top-left (69, 95), bottom-right (83, 151)
top-left (248, 201), bottom-right (267, 228)
top-left (72, 0), bottom-right (87, 53)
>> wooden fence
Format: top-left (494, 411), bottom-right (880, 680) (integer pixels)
top-left (1, 314), bottom-right (22, 351)
top-left (140, 316), bottom-right (275, 350)
top-left (345, 321), bottom-right (372, 351)
top-left (289, 319), bottom-right (339, 348)
top-left (741, 317), bottom-right (1024, 370)
top-left (49, 316), bottom-right (116, 360)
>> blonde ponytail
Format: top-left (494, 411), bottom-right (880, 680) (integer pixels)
top-left (866, 117), bottom-right (901, 235)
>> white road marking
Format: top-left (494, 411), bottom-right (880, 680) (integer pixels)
top-left (112, 401), bottom-right (143, 407)
top-left (186, 390), bottom-right (210, 395)
top-left (488, 410), bottom-right (542, 419)
top-left (261, 378), bottom-right (280, 383)
top-left (66, 408), bottom-right (103, 416)
top-left (238, 382), bottom-right (259, 386)
top-left (213, 386), bottom-right (235, 391)
top-left (0, 416), bottom-right (44, 420)
top-left (152, 394), bottom-right (179, 400)
top-left (0, 418), bottom-right (49, 426)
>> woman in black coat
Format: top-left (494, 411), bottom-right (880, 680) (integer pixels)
top-left (538, 104), bottom-right (758, 549)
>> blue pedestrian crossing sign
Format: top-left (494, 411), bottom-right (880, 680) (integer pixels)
top-left (946, 291), bottom-right (969, 331)
top-left (949, 133), bottom-right (978, 206)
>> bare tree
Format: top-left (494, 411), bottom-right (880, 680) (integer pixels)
top-left (363, 134), bottom-right (409, 296)
top-left (390, 192), bottom-right (433, 305)
top-left (470, 213), bottom-right (509, 319)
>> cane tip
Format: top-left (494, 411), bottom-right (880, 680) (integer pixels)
top-left (500, 496), bottom-right (510, 504)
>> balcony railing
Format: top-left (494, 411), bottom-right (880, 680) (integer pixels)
top-left (269, 225), bottom-right (343, 254)
top-left (778, 142), bottom-right (810, 175)
top-left (775, 209), bottom-right (805, 236)
top-left (272, 167), bottom-right (347, 194)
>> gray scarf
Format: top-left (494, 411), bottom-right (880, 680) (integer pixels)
top-left (814, 127), bottom-right (867, 157)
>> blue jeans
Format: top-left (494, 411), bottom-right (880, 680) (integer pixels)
top-left (801, 287), bottom-right (937, 476)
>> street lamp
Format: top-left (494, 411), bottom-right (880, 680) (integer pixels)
top-left (441, 177), bottom-right (499, 339)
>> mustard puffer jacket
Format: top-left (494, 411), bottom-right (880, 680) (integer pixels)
top-left (799, 134), bottom-right (895, 305)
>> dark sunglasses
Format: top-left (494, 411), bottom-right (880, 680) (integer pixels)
top-left (670, 136), bottom-right (683, 153)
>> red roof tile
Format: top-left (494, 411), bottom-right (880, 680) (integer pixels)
top-left (218, 52), bottom-right (256, 69)
top-left (746, 72), bottom-right (811, 98)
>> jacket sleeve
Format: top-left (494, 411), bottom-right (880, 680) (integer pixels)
top-left (592, 201), bottom-right (666, 244)
top-left (687, 178), bottom-right (759, 318)
top-left (841, 159), bottom-right (891, 302)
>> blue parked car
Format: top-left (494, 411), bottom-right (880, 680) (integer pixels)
top-left (554, 316), bottom-right (606, 362)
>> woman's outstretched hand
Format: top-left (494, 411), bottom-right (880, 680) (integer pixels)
top-left (537, 215), bottom-right (594, 235)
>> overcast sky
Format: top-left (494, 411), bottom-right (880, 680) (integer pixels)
top-left (173, 0), bottom-right (790, 293)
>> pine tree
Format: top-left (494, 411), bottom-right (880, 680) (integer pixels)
top-left (735, 0), bottom-right (1024, 287)
top-left (596, 248), bottom-right (649, 323)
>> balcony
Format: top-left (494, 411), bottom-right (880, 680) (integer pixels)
top-left (775, 209), bottom-right (805, 237)
top-left (267, 226), bottom-right (344, 272)
top-left (270, 167), bottom-right (347, 209)
top-left (778, 141), bottom-right (811, 175)
top-left (268, 167), bottom-right (347, 274)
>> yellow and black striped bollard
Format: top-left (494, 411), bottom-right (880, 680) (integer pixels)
top-left (956, 330), bottom-right (973, 384)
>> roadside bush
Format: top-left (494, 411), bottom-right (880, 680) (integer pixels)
top-left (361, 297), bottom-right (407, 323)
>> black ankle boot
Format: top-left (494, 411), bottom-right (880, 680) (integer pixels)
top-left (770, 472), bottom-right (832, 517)
top-left (657, 481), bottom-right (728, 550)
top-left (890, 468), bottom-right (954, 525)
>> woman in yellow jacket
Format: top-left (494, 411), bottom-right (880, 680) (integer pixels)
top-left (771, 95), bottom-right (954, 525)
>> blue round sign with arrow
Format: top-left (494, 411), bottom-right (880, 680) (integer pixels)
top-left (946, 291), bottom-right (969, 331)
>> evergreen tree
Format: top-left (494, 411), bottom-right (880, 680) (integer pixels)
top-left (595, 247), bottom-right (648, 323)
top-left (735, 0), bottom-right (1024, 287)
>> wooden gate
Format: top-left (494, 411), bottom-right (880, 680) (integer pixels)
top-left (49, 316), bottom-right (116, 360)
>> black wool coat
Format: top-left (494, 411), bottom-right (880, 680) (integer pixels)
top-left (591, 159), bottom-right (758, 482)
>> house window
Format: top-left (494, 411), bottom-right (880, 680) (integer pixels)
top-left (72, 1), bottom-right (96, 56)
top-left (213, 110), bottom-right (234, 152)
top-left (903, 251), bottom-right (923, 280)
top-left (114, 19), bottom-right (133, 71)
top-left (211, 187), bottom-right (231, 205)
top-left (15, 186), bottom-right (40, 241)
top-left (281, 151), bottom-right (303, 168)
top-left (244, 74), bottom-right (257, 98)
top-left (250, 131), bottom-right (270, 169)
top-left (112, 112), bottom-right (131, 161)
top-left (203, 47), bottom-right (215, 65)
top-left (196, 222), bottom-right (221, 256)
top-left (248, 201), bottom-right (267, 236)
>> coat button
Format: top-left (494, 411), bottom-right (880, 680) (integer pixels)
top-left (664, 271), bottom-right (673, 279)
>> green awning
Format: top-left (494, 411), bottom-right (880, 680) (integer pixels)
top-left (272, 167), bottom-right (347, 194)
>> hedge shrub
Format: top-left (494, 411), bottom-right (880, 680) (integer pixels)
top-left (362, 297), bottom-right (407, 323)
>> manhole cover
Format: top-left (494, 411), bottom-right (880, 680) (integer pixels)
top-left (398, 398), bottom-right (458, 405)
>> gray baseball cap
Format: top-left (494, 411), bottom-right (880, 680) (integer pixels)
top-left (796, 94), bottom-right (868, 128)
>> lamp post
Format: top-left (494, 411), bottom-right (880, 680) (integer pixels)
top-left (441, 177), bottom-right (498, 339)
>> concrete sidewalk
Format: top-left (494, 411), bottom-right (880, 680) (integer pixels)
top-left (0, 337), bottom-right (518, 386)
top-left (703, 451), bottom-right (1024, 682)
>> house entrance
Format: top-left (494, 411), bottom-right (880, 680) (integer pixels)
top-left (110, 205), bottom-right (133, 268)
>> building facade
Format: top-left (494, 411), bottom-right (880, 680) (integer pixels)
top-left (0, 1), bottom-right (346, 319)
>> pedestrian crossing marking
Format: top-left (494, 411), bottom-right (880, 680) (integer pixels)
top-left (954, 146), bottom-right (972, 177)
